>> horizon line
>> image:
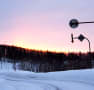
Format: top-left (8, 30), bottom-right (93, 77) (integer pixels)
top-left (0, 44), bottom-right (93, 54)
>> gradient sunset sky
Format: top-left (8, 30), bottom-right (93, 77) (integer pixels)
top-left (0, 0), bottom-right (94, 53)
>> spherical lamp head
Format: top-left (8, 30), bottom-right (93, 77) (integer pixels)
top-left (69, 19), bottom-right (79, 29)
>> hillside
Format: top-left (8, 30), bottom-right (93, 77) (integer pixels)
top-left (0, 44), bottom-right (93, 72)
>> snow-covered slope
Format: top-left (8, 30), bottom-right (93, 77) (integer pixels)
top-left (0, 62), bottom-right (13, 71)
top-left (0, 68), bottom-right (94, 90)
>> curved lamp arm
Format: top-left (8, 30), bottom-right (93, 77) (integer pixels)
top-left (85, 37), bottom-right (91, 53)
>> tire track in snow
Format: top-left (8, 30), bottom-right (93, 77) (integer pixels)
top-left (0, 72), bottom-right (61, 90)
top-left (27, 75), bottom-right (94, 90)
top-left (3, 77), bottom-right (60, 90)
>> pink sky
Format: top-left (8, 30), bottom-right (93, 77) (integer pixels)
top-left (0, 0), bottom-right (94, 53)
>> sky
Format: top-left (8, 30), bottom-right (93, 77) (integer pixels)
top-left (0, 0), bottom-right (94, 53)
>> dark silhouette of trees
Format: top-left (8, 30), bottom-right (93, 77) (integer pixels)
top-left (0, 44), bottom-right (93, 72)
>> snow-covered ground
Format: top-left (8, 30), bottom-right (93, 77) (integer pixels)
top-left (0, 61), bottom-right (94, 90)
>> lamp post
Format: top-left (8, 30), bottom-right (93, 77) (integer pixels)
top-left (69, 19), bottom-right (92, 68)
top-left (69, 19), bottom-right (92, 53)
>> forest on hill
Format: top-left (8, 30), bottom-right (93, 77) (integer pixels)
top-left (0, 45), bottom-right (94, 72)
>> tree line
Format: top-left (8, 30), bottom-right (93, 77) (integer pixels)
top-left (0, 45), bottom-right (94, 72)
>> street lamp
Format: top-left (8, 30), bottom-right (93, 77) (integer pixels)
top-left (69, 19), bottom-right (92, 53)
top-left (69, 19), bottom-right (92, 68)
top-left (71, 33), bottom-right (91, 53)
top-left (69, 19), bottom-right (94, 29)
